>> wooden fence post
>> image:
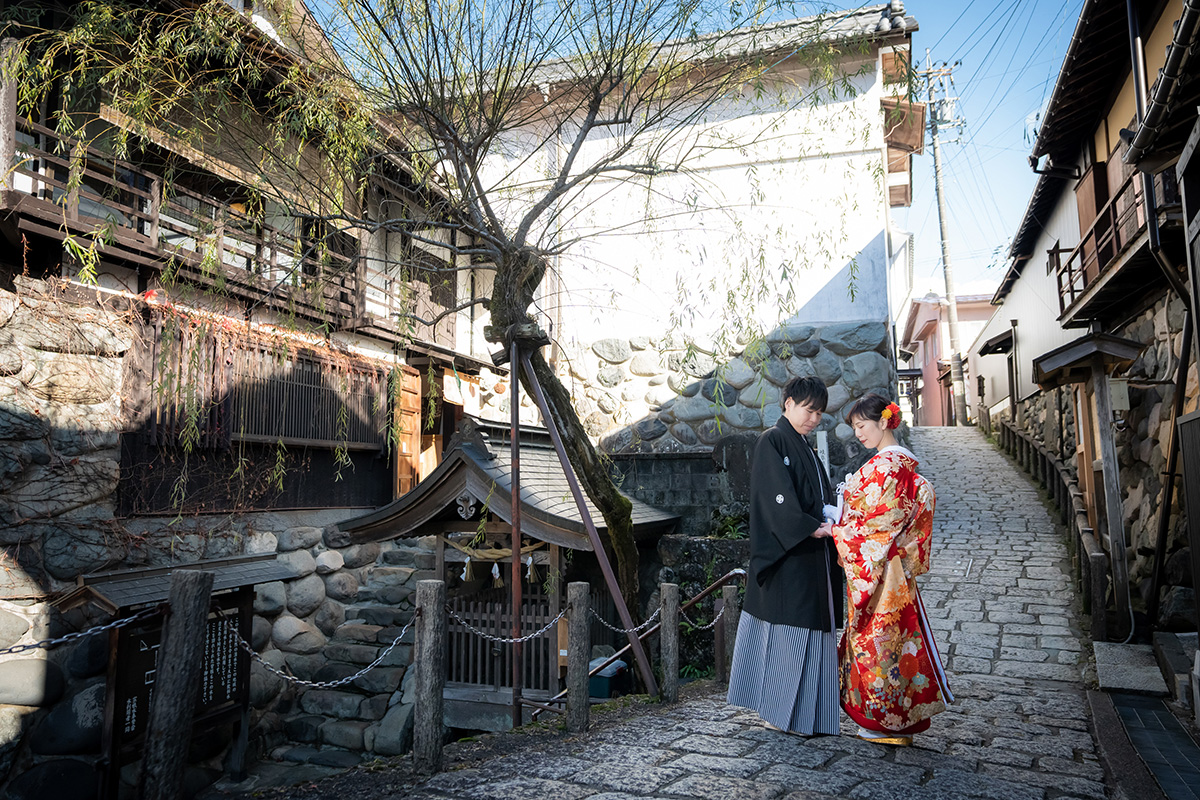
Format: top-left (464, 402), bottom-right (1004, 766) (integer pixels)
top-left (138, 570), bottom-right (214, 800)
top-left (721, 584), bottom-right (739, 684)
top-left (566, 582), bottom-right (590, 733)
top-left (660, 583), bottom-right (679, 703)
top-left (414, 579), bottom-right (446, 774)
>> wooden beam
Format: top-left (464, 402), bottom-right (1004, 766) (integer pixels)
top-left (1092, 357), bottom-right (1132, 640)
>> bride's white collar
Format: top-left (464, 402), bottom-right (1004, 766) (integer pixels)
top-left (878, 444), bottom-right (917, 460)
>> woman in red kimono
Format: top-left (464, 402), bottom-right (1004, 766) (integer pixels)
top-left (831, 393), bottom-right (952, 746)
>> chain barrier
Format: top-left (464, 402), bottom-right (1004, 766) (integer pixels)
top-left (680, 602), bottom-right (726, 631)
top-left (589, 605), bottom-right (661, 635)
top-left (0, 605), bottom-right (164, 657)
top-left (445, 605), bottom-right (567, 644)
top-left (217, 611), bottom-right (416, 691)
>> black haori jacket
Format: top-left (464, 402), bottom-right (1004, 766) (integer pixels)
top-left (743, 416), bottom-right (844, 632)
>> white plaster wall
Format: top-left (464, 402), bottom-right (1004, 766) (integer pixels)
top-left (970, 184), bottom-right (1081, 405)
top-left (481, 51), bottom-right (898, 349)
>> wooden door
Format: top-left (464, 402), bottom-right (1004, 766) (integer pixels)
top-left (394, 364), bottom-right (422, 498)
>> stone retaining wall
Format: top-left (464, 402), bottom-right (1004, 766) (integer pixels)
top-left (1003, 292), bottom-right (1197, 631)
top-left (0, 279), bottom-right (432, 798)
top-left (566, 320), bottom-right (897, 485)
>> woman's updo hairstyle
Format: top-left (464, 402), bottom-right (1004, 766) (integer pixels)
top-left (846, 392), bottom-right (902, 429)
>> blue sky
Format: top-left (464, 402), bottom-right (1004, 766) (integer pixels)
top-left (897, 0), bottom-right (1086, 297)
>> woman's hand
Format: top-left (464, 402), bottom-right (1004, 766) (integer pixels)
top-left (812, 522), bottom-right (834, 538)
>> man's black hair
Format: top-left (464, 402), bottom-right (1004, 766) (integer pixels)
top-left (781, 376), bottom-right (828, 412)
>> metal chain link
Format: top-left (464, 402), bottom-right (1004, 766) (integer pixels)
top-left (219, 613), bottom-right (415, 690)
top-left (446, 605), bottom-right (567, 644)
top-left (0, 605), bottom-right (164, 657)
top-left (681, 602), bottom-right (726, 631)
top-left (589, 605), bottom-right (661, 635)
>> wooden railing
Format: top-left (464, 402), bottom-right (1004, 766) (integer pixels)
top-left (1056, 171), bottom-right (1179, 316)
top-left (995, 420), bottom-right (1109, 639)
top-left (8, 116), bottom-right (456, 332)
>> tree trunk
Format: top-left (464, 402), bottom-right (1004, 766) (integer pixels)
top-left (525, 349), bottom-right (639, 614)
top-left (488, 250), bottom-right (640, 614)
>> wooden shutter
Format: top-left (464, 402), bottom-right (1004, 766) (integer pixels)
top-left (394, 365), bottom-right (422, 497)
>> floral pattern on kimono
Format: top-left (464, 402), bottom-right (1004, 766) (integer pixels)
top-left (833, 448), bottom-right (947, 734)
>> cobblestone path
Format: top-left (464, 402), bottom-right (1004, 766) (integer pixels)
top-left (406, 426), bottom-right (1106, 800)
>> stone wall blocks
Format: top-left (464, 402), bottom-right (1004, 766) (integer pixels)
top-left (0, 400), bottom-right (51, 440)
top-left (323, 525), bottom-right (353, 549)
top-left (284, 652), bottom-right (327, 682)
top-left (313, 599), bottom-right (346, 637)
top-left (719, 404), bottom-right (761, 430)
top-left (737, 378), bottom-right (781, 408)
top-left (339, 542), bottom-right (381, 569)
top-left (28, 677), bottom-right (104, 755)
top-left (596, 365), bottom-right (624, 387)
top-left (700, 378), bottom-right (738, 405)
top-left (278, 526), bottom-right (323, 552)
top-left (284, 715), bottom-right (325, 743)
top-left (681, 352), bottom-right (716, 377)
top-left (255, 581), bottom-right (287, 616)
top-left (372, 702), bottom-right (414, 755)
top-left (819, 321), bottom-right (887, 356)
top-left (286, 573), bottom-right (327, 618)
top-left (321, 720), bottom-right (369, 751)
top-left (582, 410), bottom-right (612, 437)
top-left (66, 628), bottom-right (107, 679)
top-left (811, 349), bottom-right (843, 385)
top-left (0, 659), bottom-right (64, 706)
top-left (359, 694), bottom-right (388, 721)
top-left (41, 520), bottom-right (121, 581)
top-left (278, 550), bottom-right (316, 578)
top-left (763, 359), bottom-right (789, 386)
top-left (251, 616), bottom-right (273, 651)
top-left (10, 458), bottom-right (119, 521)
top-left (323, 571), bottom-right (360, 603)
top-left (672, 395), bottom-right (718, 423)
top-left (826, 384), bottom-right (852, 417)
top-left (7, 303), bottom-right (133, 356)
top-left (249, 657), bottom-right (286, 707)
top-left (271, 614), bottom-right (326, 655)
top-left (592, 338), bottom-right (632, 364)
top-left (0, 292), bottom-right (16, 327)
top-left (300, 690), bottom-right (363, 720)
top-left (633, 418), bottom-right (668, 441)
top-left (0, 344), bottom-right (23, 377)
top-left (840, 351), bottom-right (891, 393)
top-left (20, 350), bottom-right (121, 405)
top-left (670, 424), bottom-right (700, 447)
top-left (315, 551), bottom-right (344, 574)
top-left (353, 666), bottom-right (404, 695)
top-left (629, 351), bottom-right (661, 376)
top-left (715, 359), bottom-right (753, 391)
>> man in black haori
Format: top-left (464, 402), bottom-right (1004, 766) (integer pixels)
top-left (727, 375), bottom-right (843, 735)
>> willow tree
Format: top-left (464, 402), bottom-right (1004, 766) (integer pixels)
top-left (5, 0), bottom-right (865, 608)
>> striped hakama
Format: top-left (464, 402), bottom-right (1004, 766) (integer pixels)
top-left (725, 611), bottom-right (841, 735)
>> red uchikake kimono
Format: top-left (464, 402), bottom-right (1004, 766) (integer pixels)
top-left (832, 446), bottom-right (952, 735)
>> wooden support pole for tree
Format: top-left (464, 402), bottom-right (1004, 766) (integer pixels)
top-left (566, 581), bottom-right (590, 733)
top-left (0, 39), bottom-right (16, 194)
top-left (721, 584), bottom-right (740, 682)
top-left (659, 583), bottom-right (679, 704)
top-left (414, 580), bottom-right (446, 774)
top-left (713, 594), bottom-right (727, 686)
top-left (138, 569), bottom-right (214, 800)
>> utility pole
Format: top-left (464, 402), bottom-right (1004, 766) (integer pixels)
top-left (921, 50), bottom-right (969, 427)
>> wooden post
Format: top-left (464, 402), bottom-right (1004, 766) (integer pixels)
top-left (509, 338), bottom-right (523, 729)
top-left (414, 579), bottom-right (446, 774)
top-left (0, 38), bottom-right (16, 193)
top-left (659, 583), bottom-right (679, 703)
top-left (713, 595), bottom-right (726, 686)
top-left (721, 584), bottom-right (739, 682)
top-left (566, 581), bottom-right (590, 733)
top-left (1093, 358), bottom-right (1132, 640)
top-left (138, 570), bottom-right (214, 800)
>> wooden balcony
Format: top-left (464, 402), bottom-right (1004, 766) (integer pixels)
top-left (1054, 170), bottom-right (1181, 325)
top-left (3, 116), bottom-right (456, 345)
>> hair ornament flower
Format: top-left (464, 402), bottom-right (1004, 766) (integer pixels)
top-left (881, 402), bottom-right (902, 429)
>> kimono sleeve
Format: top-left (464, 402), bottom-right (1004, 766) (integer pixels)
top-left (832, 461), bottom-right (911, 611)
top-left (748, 433), bottom-right (824, 585)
